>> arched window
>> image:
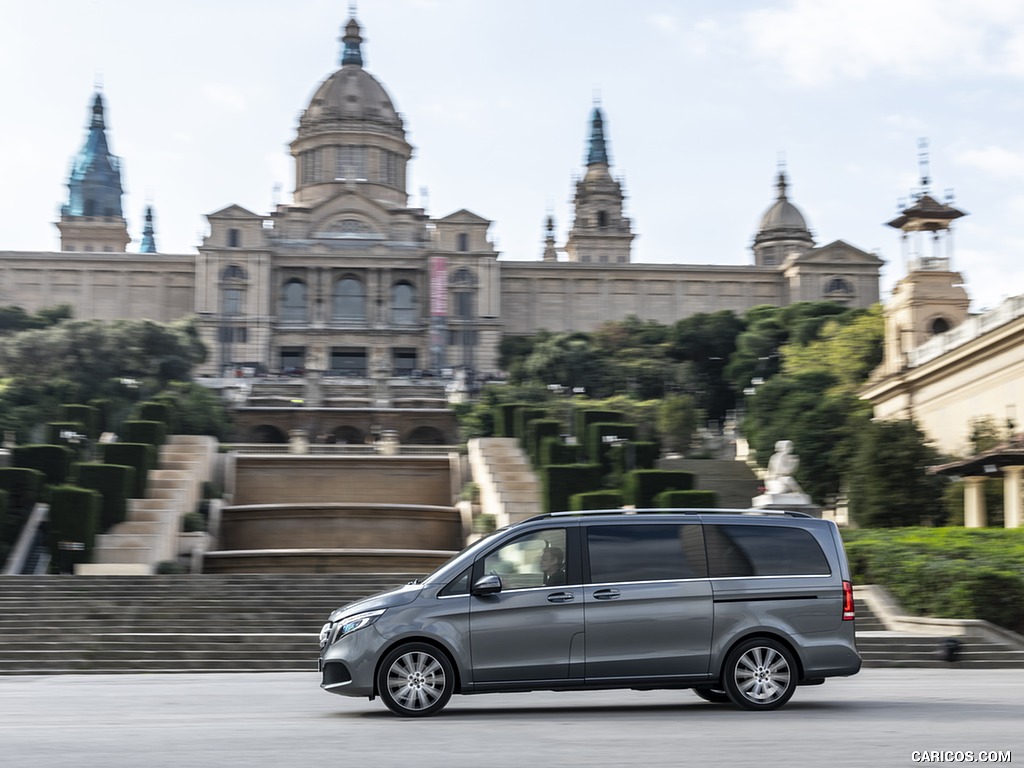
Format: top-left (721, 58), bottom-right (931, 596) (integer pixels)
top-left (333, 277), bottom-right (365, 321)
top-left (930, 317), bottom-right (951, 335)
top-left (392, 281), bottom-right (416, 325)
top-left (280, 279), bottom-right (307, 322)
top-left (825, 277), bottom-right (852, 295)
top-left (221, 264), bottom-right (247, 281)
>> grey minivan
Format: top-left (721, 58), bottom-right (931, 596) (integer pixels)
top-left (318, 509), bottom-right (861, 716)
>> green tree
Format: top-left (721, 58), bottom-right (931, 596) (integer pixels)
top-left (848, 419), bottom-right (945, 527)
top-left (657, 393), bottom-right (699, 456)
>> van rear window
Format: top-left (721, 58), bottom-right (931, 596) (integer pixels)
top-left (705, 525), bottom-right (830, 577)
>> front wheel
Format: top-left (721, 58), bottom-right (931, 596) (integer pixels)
top-left (377, 643), bottom-right (455, 717)
top-left (722, 638), bottom-right (797, 711)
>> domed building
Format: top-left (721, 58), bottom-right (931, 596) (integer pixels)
top-left (1, 10), bottom-right (882, 402)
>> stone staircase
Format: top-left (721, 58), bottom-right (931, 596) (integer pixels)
top-left (468, 438), bottom-right (543, 526)
top-left (87, 436), bottom-right (218, 574)
top-left (855, 587), bottom-right (1024, 669)
top-left (656, 457), bottom-right (762, 509)
top-left (0, 575), bottom-right (1023, 674)
top-left (0, 574), bottom-right (420, 674)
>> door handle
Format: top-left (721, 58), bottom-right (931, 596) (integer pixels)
top-left (593, 588), bottom-right (620, 600)
top-left (547, 592), bottom-right (575, 603)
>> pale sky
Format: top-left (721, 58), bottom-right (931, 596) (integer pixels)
top-left (4, 0), bottom-right (1024, 312)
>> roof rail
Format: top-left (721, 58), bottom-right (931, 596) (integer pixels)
top-left (523, 507), bottom-right (815, 523)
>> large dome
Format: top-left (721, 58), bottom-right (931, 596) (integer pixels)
top-left (298, 18), bottom-right (404, 135)
top-left (757, 172), bottom-right (809, 234)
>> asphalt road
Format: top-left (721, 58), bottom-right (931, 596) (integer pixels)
top-left (0, 669), bottom-right (1019, 768)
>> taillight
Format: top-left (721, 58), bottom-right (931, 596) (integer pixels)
top-left (842, 580), bottom-right (855, 621)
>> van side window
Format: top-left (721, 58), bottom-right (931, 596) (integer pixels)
top-left (481, 529), bottom-right (567, 590)
top-left (587, 524), bottom-right (706, 583)
top-left (705, 525), bottom-right (830, 577)
top-left (439, 567), bottom-right (472, 597)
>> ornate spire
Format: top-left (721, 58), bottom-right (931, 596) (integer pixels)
top-left (776, 170), bottom-right (789, 201)
top-left (341, 14), bottom-right (364, 67)
top-left (586, 106), bottom-right (609, 166)
top-left (139, 205), bottom-right (157, 253)
top-left (63, 91), bottom-right (124, 219)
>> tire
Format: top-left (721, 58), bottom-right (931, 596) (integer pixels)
top-left (376, 643), bottom-right (455, 717)
top-left (693, 686), bottom-right (730, 704)
top-left (722, 638), bottom-right (797, 711)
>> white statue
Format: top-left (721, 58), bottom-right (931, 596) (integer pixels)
top-left (764, 440), bottom-right (805, 496)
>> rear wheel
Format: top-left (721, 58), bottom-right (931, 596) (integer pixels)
top-left (376, 643), bottom-right (454, 717)
top-left (693, 686), bottom-right (730, 704)
top-left (722, 638), bottom-right (797, 711)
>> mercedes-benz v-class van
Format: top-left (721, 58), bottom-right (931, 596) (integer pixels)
top-left (318, 509), bottom-right (861, 716)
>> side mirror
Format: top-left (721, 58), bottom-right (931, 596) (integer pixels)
top-left (471, 573), bottom-right (502, 596)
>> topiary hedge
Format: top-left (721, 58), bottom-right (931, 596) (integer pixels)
top-left (542, 464), bottom-right (602, 514)
top-left (121, 420), bottom-right (167, 448)
top-left (540, 437), bottom-right (580, 467)
top-left (139, 400), bottom-right (176, 432)
top-left (609, 440), bottom-right (659, 480)
top-left (100, 443), bottom-right (157, 498)
top-left (0, 467), bottom-right (46, 516)
top-left (48, 485), bottom-right (101, 573)
top-left (61, 404), bottom-right (99, 440)
top-left (75, 463), bottom-right (136, 532)
top-left (587, 422), bottom-right (636, 476)
top-left (625, 469), bottom-right (695, 508)
top-left (842, 527), bottom-right (1024, 634)
top-left (570, 490), bottom-right (624, 511)
top-left (526, 419), bottom-right (561, 466)
top-left (655, 489), bottom-right (717, 509)
top-left (12, 445), bottom-right (75, 488)
top-left (575, 410), bottom-right (623, 458)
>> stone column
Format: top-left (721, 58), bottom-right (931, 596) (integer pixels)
top-left (963, 476), bottom-right (988, 528)
top-left (1003, 466), bottom-right (1023, 529)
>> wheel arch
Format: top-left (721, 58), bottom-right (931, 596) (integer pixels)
top-left (372, 636), bottom-right (464, 699)
top-left (717, 631), bottom-right (806, 683)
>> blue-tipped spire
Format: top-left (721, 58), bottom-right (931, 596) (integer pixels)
top-left (586, 106), bottom-right (609, 166)
top-left (341, 15), bottom-right (364, 67)
top-left (139, 205), bottom-right (157, 253)
top-left (63, 92), bottom-right (124, 218)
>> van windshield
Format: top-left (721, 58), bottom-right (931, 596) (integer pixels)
top-left (421, 525), bottom-right (510, 584)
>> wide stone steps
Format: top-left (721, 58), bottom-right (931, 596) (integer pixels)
top-left (2, 575), bottom-right (1023, 674)
top-left (854, 600), bottom-right (1024, 668)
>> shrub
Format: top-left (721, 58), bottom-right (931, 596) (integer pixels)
top-left (570, 490), bottom-right (623, 511)
top-left (540, 437), bottom-right (580, 467)
top-left (61, 404), bottom-right (99, 440)
top-left (575, 410), bottom-right (623, 457)
top-left (12, 445), bottom-right (75, 487)
top-left (48, 485), bottom-right (101, 573)
top-left (625, 469), bottom-right (695, 508)
top-left (542, 464), bottom-right (602, 514)
top-left (526, 419), bottom-right (561, 465)
top-left (655, 490), bottom-right (717, 509)
top-left (842, 528), bottom-right (1024, 634)
top-left (121, 420), bottom-right (167, 448)
top-left (0, 467), bottom-right (45, 516)
top-left (75, 463), bottom-right (136, 532)
top-left (100, 443), bottom-right (157, 498)
top-left (587, 422), bottom-right (636, 476)
top-left (182, 512), bottom-right (206, 533)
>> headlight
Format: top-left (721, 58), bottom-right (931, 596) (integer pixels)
top-left (321, 609), bottom-right (386, 649)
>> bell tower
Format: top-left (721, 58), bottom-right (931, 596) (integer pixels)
top-left (55, 92), bottom-right (130, 253)
top-left (880, 139), bottom-right (970, 375)
top-left (563, 104), bottom-right (634, 264)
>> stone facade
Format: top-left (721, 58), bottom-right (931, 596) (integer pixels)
top-left (0, 13), bottom-right (882, 379)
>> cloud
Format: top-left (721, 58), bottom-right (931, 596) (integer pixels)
top-left (956, 145), bottom-right (1024, 179)
top-left (739, 0), bottom-right (1024, 87)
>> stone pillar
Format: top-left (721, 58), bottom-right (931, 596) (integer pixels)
top-left (1003, 466), bottom-right (1023, 529)
top-left (963, 476), bottom-right (988, 528)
